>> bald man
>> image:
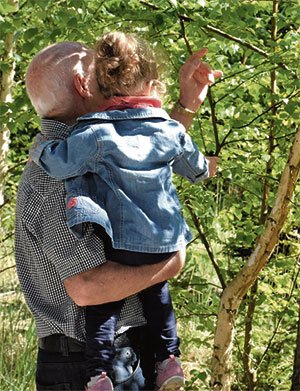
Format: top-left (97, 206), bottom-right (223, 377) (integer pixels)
top-left (15, 41), bottom-right (221, 390)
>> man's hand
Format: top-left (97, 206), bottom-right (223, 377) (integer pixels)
top-left (206, 156), bottom-right (220, 178)
top-left (179, 48), bottom-right (223, 112)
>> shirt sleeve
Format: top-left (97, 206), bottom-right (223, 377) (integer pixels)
top-left (172, 132), bottom-right (209, 183)
top-left (29, 125), bottom-right (98, 180)
top-left (46, 222), bottom-right (107, 281)
top-left (30, 180), bottom-right (107, 281)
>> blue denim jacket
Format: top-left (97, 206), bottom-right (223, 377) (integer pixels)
top-left (31, 108), bottom-right (208, 253)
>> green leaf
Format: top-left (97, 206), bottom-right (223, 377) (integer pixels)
top-left (0, 0), bottom-right (18, 14)
top-left (24, 28), bottom-right (39, 40)
top-left (0, 103), bottom-right (10, 116)
top-left (285, 101), bottom-right (297, 115)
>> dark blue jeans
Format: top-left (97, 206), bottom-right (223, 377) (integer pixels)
top-left (36, 327), bottom-right (155, 390)
top-left (85, 281), bottom-right (180, 381)
top-left (85, 228), bottom-right (180, 384)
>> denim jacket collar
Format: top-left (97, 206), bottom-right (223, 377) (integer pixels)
top-left (76, 107), bottom-right (171, 123)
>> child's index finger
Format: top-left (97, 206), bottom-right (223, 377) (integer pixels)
top-left (193, 48), bottom-right (209, 59)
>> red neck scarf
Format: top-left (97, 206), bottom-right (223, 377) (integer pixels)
top-left (98, 96), bottom-right (162, 112)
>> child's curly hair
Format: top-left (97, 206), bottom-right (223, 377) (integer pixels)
top-left (95, 32), bottom-right (165, 99)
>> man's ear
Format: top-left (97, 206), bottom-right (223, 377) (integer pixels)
top-left (73, 73), bottom-right (91, 98)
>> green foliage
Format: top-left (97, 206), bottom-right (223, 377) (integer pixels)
top-left (1, 0), bottom-right (299, 389)
top-left (0, 292), bottom-right (36, 390)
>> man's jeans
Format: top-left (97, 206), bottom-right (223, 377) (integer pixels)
top-left (36, 327), bottom-right (156, 390)
top-left (36, 348), bottom-right (86, 390)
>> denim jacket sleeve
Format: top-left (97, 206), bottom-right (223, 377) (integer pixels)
top-left (30, 125), bottom-right (98, 180)
top-left (172, 132), bottom-right (209, 183)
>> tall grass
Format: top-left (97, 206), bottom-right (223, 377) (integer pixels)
top-left (0, 247), bottom-right (37, 391)
top-left (1, 235), bottom-right (296, 390)
top-left (0, 294), bottom-right (36, 390)
top-left (0, 253), bottom-right (214, 391)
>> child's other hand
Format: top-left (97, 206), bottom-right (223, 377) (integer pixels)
top-left (206, 156), bottom-right (220, 177)
top-left (194, 59), bottom-right (223, 86)
top-left (179, 48), bottom-right (223, 112)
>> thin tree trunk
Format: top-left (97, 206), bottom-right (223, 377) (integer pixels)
top-left (291, 302), bottom-right (300, 391)
top-left (0, 0), bottom-right (18, 206)
top-left (243, 281), bottom-right (258, 390)
top-left (242, 3), bottom-right (279, 389)
top-left (210, 126), bottom-right (300, 390)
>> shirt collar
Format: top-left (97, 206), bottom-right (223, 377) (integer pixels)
top-left (41, 119), bottom-right (70, 139)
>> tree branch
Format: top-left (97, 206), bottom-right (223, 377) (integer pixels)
top-left (176, 311), bottom-right (217, 320)
top-left (215, 65), bottom-right (280, 104)
top-left (218, 90), bottom-right (300, 151)
top-left (0, 260), bottom-right (15, 272)
top-left (178, 16), bottom-right (193, 55)
top-left (208, 90), bottom-right (220, 155)
top-left (221, 131), bottom-right (296, 149)
top-left (203, 24), bottom-right (269, 58)
top-left (1, 231), bottom-right (15, 242)
top-left (185, 198), bottom-right (227, 290)
top-left (257, 259), bottom-right (300, 367)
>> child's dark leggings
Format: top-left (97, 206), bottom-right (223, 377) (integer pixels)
top-left (85, 228), bottom-right (180, 380)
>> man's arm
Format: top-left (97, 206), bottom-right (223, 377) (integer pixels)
top-left (64, 249), bottom-right (186, 306)
top-left (171, 48), bottom-right (223, 130)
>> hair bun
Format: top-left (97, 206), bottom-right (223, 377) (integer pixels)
top-left (95, 32), bottom-right (164, 98)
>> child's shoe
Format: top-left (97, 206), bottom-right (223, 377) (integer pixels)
top-left (155, 355), bottom-right (184, 391)
top-left (86, 372), bottom-right (114, 391)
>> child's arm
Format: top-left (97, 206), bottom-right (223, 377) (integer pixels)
top-left (29, 125), bottom-right (97, 180)
top-left (172, 132), bottom-right (219, 183)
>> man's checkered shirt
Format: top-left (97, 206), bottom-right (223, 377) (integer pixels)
top-left (15, 119), bottom-right (146, 342)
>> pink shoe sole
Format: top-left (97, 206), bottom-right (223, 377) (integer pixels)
top-left (86, 372), bottom-right (114, 391)
top-left (158, 375), bottom-right (185, 391)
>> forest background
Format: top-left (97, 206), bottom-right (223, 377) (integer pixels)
top-left (0, 0), bottom-right (299, 390)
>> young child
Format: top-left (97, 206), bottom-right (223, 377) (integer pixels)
top-left (30, 32), bottom-right (217, 391)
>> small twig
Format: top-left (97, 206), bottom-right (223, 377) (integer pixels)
top-left (218, 90), bottom-right (300, 151)
top-left (1, 231), bottom-right (15, 242)
top-left (207, 90), bottom-right (220, 154)
top-left (203, 24), bottom-right (269, 58)
top-left (0, 250), bottom-right (14, 261)
top-left (185, 198), bottom-right (226, 290)
top-left (257, 259), bottom-right (300, 368)
top-left (215, 60), bottom-right (270, 84)
top-left (0, 264), bottom-right (15, 274)
top-left (178, 16), bottom-right (193, 55)
top-left (221, 131), bottom-right (296, 149)
top-left (6, 159), bottom-right (27, 174)
top-left (174, 280), bottom-right (223, 290)
top-left (176, 311), bottom-right (218, 320)
top-left (139, 0), bottom-right (160, 10)
top-left (215, 66), bottom-right (280, 104)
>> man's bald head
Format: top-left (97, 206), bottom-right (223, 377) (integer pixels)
top-left (26, 42), bottom-right (99, 123)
